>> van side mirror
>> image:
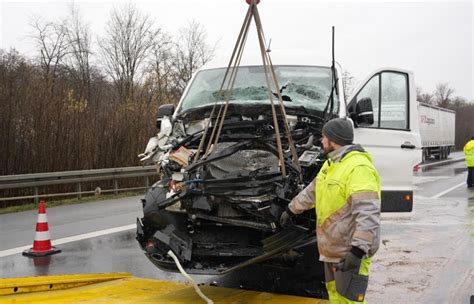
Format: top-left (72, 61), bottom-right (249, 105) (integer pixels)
top-left (157, 104), bottom-right (175, 129)
top-left (350, 97), bottom-right (374, 126)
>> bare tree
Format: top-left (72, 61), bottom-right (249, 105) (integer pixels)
top-left (342, 70), bottom-right (355, 102)
top-left (434, 82), bottom-right (455, 108)
top-left (173, 20), bottom-right (216, 93)
top-left (419, 93), bottom-right (434, 104)
top-left (454, 104), bottom-right (474, 150)
top-left (64, 3), bottom-right (92, 100)
top-left (451, 96), bottom-right (467, 108)
top-left (416, 87), bottom-right (434, 104)
top-left (30, 16), bottom-right (70, 92)
top-left (147, 31), bottom-right (175, 105)
top-left (99, 3), bottom-right (158, 102)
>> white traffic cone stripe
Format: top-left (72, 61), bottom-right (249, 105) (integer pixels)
top-left (34, 231), bottom-right (51, 241)
top-left (37, 214), bottom-right (48, 223)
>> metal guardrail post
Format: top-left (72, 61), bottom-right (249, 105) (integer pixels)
top-left (77, 183), bottom-right (82, 200)
top-left (145, 176), bottom-right (149, 189)
top-left (34, 187), bottom-right (39, 204)
top-left (114, 179), bottom-right (118, 195)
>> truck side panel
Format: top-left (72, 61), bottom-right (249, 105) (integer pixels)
top-left (418, 102), bottom-right (455, 159)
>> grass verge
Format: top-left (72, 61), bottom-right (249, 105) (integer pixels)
top-left (0, 191), bottom-right (144, 215)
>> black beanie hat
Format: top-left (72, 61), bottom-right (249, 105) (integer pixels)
top-left (322, 118), bottom-right (354, 146)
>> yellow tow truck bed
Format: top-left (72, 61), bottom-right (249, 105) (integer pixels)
top-left (0, 272), bottom-right (328, 303)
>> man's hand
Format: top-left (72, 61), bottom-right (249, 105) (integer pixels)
top-left (336, 247), bottom-right (365, 272)
top-left (279, 207), bottom-right (296, 228)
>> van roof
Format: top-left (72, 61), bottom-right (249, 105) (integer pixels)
top-left (201, 49), bottom-right (336, 70)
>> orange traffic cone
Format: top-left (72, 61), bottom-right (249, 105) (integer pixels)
top-left (23, 200), bottom-right (61, 257)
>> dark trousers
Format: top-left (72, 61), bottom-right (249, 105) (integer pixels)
top-left (468, 167), bottom-right (474, 187)
top-left (324, 261), bottom-right (370, 302)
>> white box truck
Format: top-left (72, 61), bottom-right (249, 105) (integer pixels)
top-left (418, 102), bottom-right (455, 161)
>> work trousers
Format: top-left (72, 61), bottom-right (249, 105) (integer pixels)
top-left (324, 257), bottom-right (371, 303)
top-left (468, 167), bottom-right (473, 188)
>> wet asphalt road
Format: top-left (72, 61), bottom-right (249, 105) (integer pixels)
top-left (0, 197), bottom-right (142, 251)
top-left (0, 196), bottom-right (187, 281)
top-left (0, 155), bottom-right (471, 300)
top-left (368, 158), bottom-right (473, 303)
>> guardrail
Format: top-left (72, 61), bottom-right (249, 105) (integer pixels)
top-left (0, 166), bottom-right (159, 204)
top-left (418, 155), bottom-right (465, 170)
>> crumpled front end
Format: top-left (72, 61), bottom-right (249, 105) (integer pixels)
top-left (136, 103), bottom-right (328, 274)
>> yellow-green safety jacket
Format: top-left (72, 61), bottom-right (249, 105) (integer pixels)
top-left (288, 144), bottom-right (381, 263)
top-left (464, 140), bottom-right (474, 167)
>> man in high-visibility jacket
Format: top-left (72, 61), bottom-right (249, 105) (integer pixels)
top-left (464, 136), bottom-right (474, 188)
top-left (280, 117), bottom-right (381, 303)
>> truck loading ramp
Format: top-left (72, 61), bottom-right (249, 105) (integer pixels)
top-left (0, 272), bottom-right (328, 303)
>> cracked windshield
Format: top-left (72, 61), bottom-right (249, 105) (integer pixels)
top-left (180, 65), bottom-right (337, 112)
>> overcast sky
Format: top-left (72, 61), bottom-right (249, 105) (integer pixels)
top-left (0, 0), bottom-right (472, 100)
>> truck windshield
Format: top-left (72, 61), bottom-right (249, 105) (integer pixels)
top-left (179, 65), bottom-right (337, 112)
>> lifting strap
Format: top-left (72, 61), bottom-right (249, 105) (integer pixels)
top-left (193, 0), bottom-right (301, 178)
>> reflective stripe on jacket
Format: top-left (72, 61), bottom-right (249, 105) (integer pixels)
top-left (464, 140), bottom-right (474, 167)
top-left (315, 149), bottom-right (381, 263)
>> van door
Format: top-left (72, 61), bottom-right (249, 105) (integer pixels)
top-left (346, 68), bottom-right (422, 212)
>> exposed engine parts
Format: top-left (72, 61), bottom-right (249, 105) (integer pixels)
top-left (136, 105), bottom-right (329, 274)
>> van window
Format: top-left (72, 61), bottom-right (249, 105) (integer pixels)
top-left (380, 72), bottom-right (408, 129)
top-left (356, 75), bottom-right (379, 127)
top-left (354, 71), bottom-right (409, 130)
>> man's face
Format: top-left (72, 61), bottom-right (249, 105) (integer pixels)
top-left (321, 135), bottom-right (335, 154)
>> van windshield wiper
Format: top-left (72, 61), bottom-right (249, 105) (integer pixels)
top-left (272, 91), bottom-right (292, 102)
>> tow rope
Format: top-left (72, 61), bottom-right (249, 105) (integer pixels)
top-left (167, 250), bottom-right (214, 304)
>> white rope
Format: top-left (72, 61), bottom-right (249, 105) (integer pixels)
top-left (167, 250), bottom-right (214, 304)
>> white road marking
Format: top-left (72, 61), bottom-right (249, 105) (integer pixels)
top-left (0, 224), bottom-right (135, 258)
top-left (430, 182), bottom-right (465, 199)
top-left (0, 245), bottom-right (31, 258)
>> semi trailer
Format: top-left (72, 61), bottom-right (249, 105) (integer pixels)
top-left (418, 102), bottom-right (455, 161)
